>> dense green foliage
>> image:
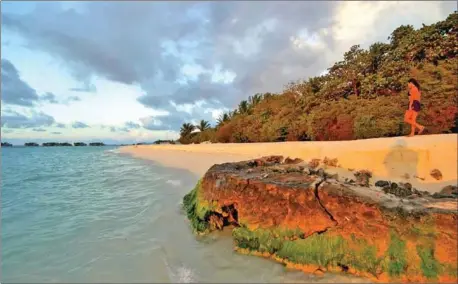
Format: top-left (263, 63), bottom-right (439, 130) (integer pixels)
top-left (178, 13), bottom-right (457, 143)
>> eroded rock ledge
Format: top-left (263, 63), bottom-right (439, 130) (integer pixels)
top-left (183, 156), bottom-right (458, 283)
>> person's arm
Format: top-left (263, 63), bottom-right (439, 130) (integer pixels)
top-left (408, 93), bottom-right (413, 110)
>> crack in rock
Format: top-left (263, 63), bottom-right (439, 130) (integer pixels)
top-left (313, 178), bottom-right (338, 226)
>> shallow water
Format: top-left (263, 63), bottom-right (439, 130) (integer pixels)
top-left (1, 146), bottom-right (367, 283)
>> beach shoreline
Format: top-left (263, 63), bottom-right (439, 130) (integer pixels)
top-left (119, 134), bottom-right (458, 193)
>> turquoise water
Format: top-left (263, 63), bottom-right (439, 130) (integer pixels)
top-left (1, 147), bottom-right (366, 283)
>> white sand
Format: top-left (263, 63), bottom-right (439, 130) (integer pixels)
top-left (119, 134), bottom-right (458, 193)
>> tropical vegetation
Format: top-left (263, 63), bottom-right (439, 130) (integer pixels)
top-left (178, 13), bottom-right (457, 144)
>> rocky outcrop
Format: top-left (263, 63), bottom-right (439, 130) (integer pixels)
top-left (183, 156), bottom-right (458, 283)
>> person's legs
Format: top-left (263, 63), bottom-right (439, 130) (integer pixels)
top-left (415, 119), bottom-right (425, 134)
top-left (407, 112), bottom-right (425, 136)
top-left (412, 101), bottom-right (425, 134)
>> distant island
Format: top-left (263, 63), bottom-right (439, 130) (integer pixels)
top-left (42, 142), bottom-right (73, 147)
top-left (1, 141), bottom-right (182, 147)
top-left (15, 142), bottom-right (107, 147)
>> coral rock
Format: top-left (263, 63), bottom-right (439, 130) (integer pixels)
top-left (183, 156), bottom-right (458, 282)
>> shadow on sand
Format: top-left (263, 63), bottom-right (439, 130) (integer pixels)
top-left (383, 139), bottom-right (419, 180)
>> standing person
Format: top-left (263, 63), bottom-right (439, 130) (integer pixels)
top-left (404, 78), bottom-right (425, 137)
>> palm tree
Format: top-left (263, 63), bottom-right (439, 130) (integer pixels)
top-left (216, 113), bottom-right (230, 128)
top-left (197, 120), bottom-right (211, 132)
top-left (180, 123), bottom-right (195, 138)
top-left (238, 100), bottom-right (249, 114)
top-left (248, 93), bottom-right (262, 107)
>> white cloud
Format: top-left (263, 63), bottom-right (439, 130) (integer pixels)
top-left (40, 78), bottom-right (162, 125)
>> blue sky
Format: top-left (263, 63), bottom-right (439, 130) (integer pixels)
top-left (1, 1), bottom-right (455, 145)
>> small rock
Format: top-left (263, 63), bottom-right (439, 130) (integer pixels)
top-left (261, 173), bottom-right (269, 179)
top-left (421, 190), bottom-right (431, 196)
top-left (265, 155), bottom-right (284, 164)
top-left (247, 161), bottom-right (257, 168)
top-left (323, 157), bottom-right (338, 167)
top-left (375, 180), bottom-right (389, 187)
top-left (430, 169), bottom-right (443, 180)
top-left (440, 185), bottom-right (458, 196)
top-left (354, 170), bottom-right (372, 187)
top-left (308, 159), bottom-right (321, 169)
top-left (381, 182), bottom-right (413, 198)
top-left (284, 157), bottom-right (303, 165)
top-left (399, 182), bottom-right (412, 190)
top-left (247, 168), bottom-right (254, 173)
top-left (432, 192), bottom-right (453, 199)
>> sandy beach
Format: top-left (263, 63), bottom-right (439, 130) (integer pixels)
top-left (120, 134), bottom-right (458, 193)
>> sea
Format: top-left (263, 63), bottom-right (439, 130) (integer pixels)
top-left (1, 146), bottom-right (367, 283)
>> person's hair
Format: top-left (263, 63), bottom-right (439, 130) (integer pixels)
top-left (408, 78), bottom-right (420, 90)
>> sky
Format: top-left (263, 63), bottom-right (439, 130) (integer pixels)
top-left (1, 1), bottom-right (455, 145)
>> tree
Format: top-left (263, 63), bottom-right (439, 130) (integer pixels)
top-left (389, 25), bottom-right (415, 47)
top-left (238, 100), bottom-right (249, 114)
top-left (216, 113), bottom-right (230, 128)
top-left (180, 123), bottom-right (196, 138)
top-left (248, 94), bottom-right (263, 107)
top-left (196, 120), bottom-right (211, 132)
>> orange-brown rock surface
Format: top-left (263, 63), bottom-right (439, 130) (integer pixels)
top-left (183, 156), bottom-right (458, 282)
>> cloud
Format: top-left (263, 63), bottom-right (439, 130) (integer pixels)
top-left (1, 110), bottom-right (55, 128)
top-left (68, 96), bottom-right (81, 101)
top-left (32, 128), bottom-right (47, 132)
top-left (124, 121), bottom-right (141, 129)
top-left (72, 121), bottom-right (90, 128)
top-left (2, 2), bottom-right (455, 130)
top-left (69, 81), bottom-right (97, 93)
top-left (61, 95), bottom-right (82, 105)
top-left (51, 131), bottom-right (62, 134)
top-left (40, 92), bottom-right (59, 104)
top-left (108, 121), bottom-right (142, 132)
top-left (1, 58), bottom-right (39, 106)
top-left (109, 126), bottom-right (129, 133)
top-left (55, 123), bottom-right (66, 128)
